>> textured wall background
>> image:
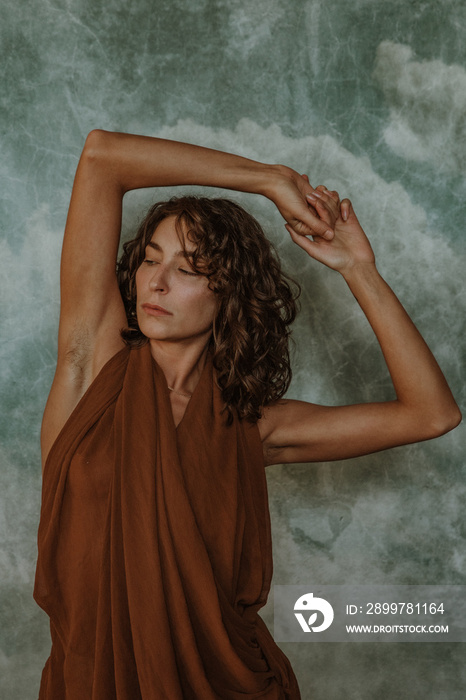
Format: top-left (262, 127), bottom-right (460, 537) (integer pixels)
top-left (1, 1), bottom-right (465, 698)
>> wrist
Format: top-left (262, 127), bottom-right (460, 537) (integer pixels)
top-left (340, 261), bottom-right (380, 288)
top-left (259, 163), bottom-right (296, 200)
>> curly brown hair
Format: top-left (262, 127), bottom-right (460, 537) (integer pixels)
top-left (117, 196), bottom-right (300, 423)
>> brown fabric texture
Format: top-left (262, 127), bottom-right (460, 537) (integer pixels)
top-left (34, 343), bottom-right (301, 699)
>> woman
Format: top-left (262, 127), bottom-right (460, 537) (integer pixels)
top-left (34, 130), bottom-right (461, 699)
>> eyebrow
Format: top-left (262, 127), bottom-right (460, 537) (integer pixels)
top-left (145, 241), bottom-right (194, 259)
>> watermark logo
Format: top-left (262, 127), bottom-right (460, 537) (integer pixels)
top-left (294, 592), bottom-right (334, 632)
top-left (275, 585), bottom-right (466, 642)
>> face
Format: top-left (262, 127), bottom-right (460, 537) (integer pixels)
top-left (135, 216), bottom-right (218, 345)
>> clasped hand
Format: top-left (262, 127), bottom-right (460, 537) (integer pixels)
top-left (270, 168), bottom-right (375, 276)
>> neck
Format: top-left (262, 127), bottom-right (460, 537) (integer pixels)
top-left (149, 335), bottom-right (211, 395)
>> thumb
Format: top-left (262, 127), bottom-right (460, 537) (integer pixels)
top-left (340, 198), bottom-right (356, 222)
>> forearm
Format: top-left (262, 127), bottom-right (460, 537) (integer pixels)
top-left (75, 129), bottom-right (333, 239)
top-left (62, 130), bottom-right (278, 304)
top-left (85, 129), bottom-right (280, 196)
top-left (342, 262), bottom-right (461, 433)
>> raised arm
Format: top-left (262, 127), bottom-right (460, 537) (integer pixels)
top-left (41, 130), bottom-right (332, 467)
top-left (259, 189), bottom-right (461, 465)
top-left (59, 130), bottom-right (333, 371)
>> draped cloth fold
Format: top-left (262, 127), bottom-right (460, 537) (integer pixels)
top-left (34, 343), bottom-right (301, 699)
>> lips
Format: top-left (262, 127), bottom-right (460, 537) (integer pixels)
top-left (141, 303), bottom-right (173, 317)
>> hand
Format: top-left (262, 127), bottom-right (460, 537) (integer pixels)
top-left (285, 189), bottom-right (376, 275)
top-left (266, 167), bottom-right (336, 240)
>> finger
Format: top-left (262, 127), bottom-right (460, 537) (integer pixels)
top-left (286, 217), bottom-right (333, 242)
top-left (306, 191), bottom-right (339, 223)
top-left (301, 174), bottom-right (310, 183)
top-left (306, 202), bottom-right (319, 217)
top-left (285, 224), bottom-right (321, 257)
top-left (315, 186), bottom-right (340, 204)
top-left (306, 196), bottom-right (334, 226)
top-left (340, 198), bottom-right (353, 222)
top-left (291, 202), bottom-right (334, 238)
top-left (294, 221), bottom-right (333, 240)
top-left (326, 191), bottom-right (340, 206)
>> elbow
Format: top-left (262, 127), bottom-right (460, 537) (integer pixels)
top-left (441, 404), bottom-right (462, 434)
top-left (79, 130), bottom-right (121, 187)
top-left (424, 403), bottom-right (462, 439)
top-left (82, 129), bottom-right (114, 163)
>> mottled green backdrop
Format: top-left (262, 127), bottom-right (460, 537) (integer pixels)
top-left (1, 1), bottom-right (465, 698)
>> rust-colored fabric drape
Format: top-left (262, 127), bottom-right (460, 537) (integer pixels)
top-left (34, 343), bottom-right (301, 699)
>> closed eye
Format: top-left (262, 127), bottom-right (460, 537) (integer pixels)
top-left (142, 258), bottom-right (198, 276)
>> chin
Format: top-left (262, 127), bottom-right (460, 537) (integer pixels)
top-left (137, 316), bottom-right (169, 338)
top-left (139, 327), bottom-right (173, 342)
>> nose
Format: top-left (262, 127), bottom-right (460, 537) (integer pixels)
top-left (148, 264), bottom-right (170, 292)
